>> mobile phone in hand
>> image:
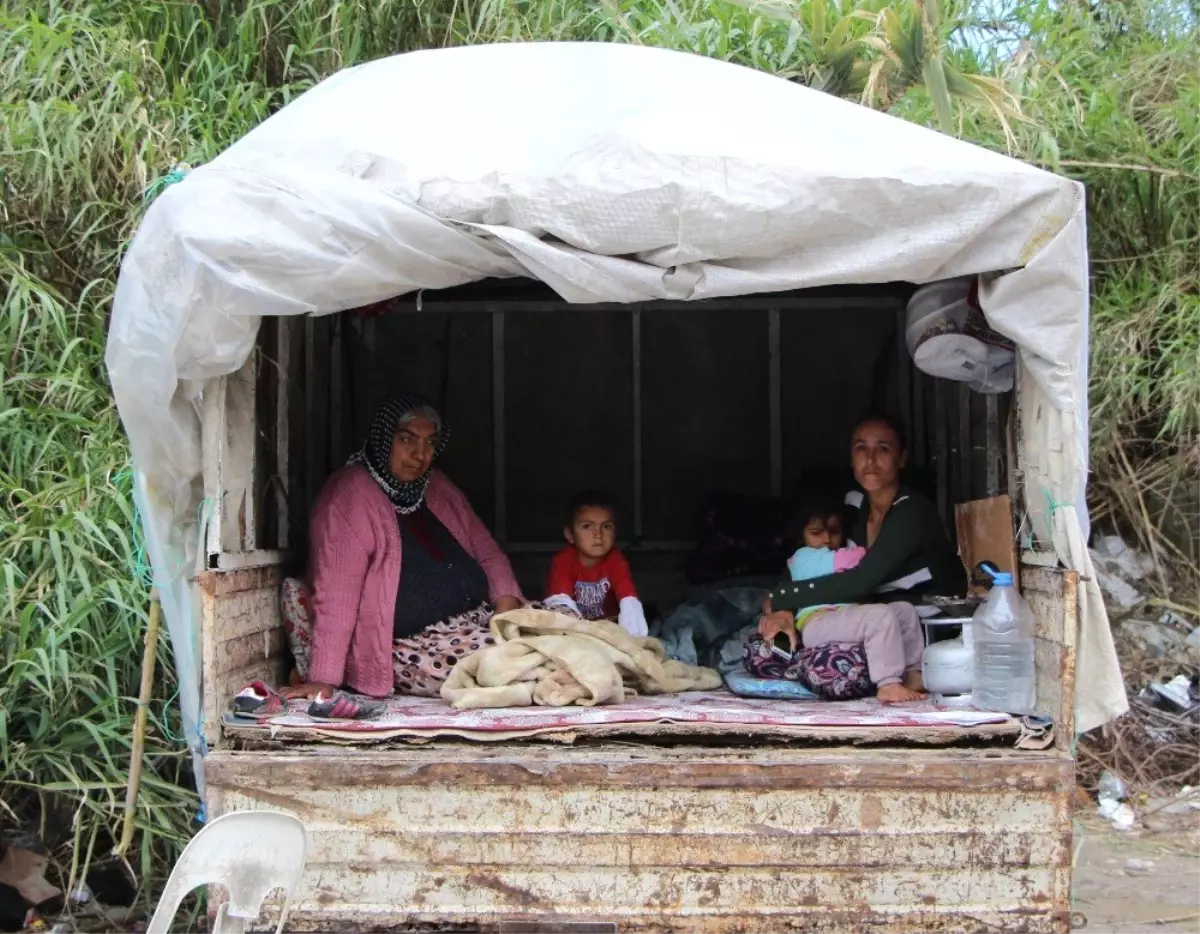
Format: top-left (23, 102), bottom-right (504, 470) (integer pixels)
top-left (771, 633), bottom-right (794, 661)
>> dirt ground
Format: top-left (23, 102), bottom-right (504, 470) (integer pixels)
top-left (1071, 811), bottom-right (1200, 933)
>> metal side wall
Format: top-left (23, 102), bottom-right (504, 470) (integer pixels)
top-left (206, 744), bottom-right (1073, 933)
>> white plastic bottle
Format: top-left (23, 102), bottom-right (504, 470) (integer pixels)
top-left (971, 569), bottom-right (1036, 714)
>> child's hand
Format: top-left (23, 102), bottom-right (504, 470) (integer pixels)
top-left (757, 611), bottom-right (798, 652)
top-left (618, 597), bottom-right (649, 638)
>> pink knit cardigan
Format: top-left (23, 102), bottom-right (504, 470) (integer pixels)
top-left (306, 465), bottom-right (522, 696)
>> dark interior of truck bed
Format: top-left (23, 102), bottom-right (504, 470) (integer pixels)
top-left (248, 279), bottom-right (1011, 609)
top-left (200, 279), bottom-right (1031, 749)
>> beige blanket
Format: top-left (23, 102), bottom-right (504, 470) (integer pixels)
top-left (441, 608), bottom-right (722, 709)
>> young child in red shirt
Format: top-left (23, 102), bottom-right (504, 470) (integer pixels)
top-left (544, 491), bottom-right (649, 637)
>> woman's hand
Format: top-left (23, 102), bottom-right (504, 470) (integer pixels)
top-left (280, 681), bottom-right (336, 700)
top-left (758, 610), bottom-right (798, 653)
top-left (492, 595), bottom-right (521, 615)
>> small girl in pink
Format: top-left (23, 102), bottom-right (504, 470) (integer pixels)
top-left (785, 499), bottom-right (926, 703)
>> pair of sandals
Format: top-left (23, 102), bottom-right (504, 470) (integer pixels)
top-left (230, 681), bottom-right (384, 722)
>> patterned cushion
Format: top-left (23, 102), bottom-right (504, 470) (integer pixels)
top-left (280, 578), bottom-right (314, 680)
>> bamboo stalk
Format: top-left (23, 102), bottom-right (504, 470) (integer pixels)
top-left (115, 594), bottom-right (160, 858)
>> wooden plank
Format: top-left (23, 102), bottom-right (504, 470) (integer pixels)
top-left (200, 375), bottom-right (227, 566)
top-left (286, 315), bottom-right (307, 551)
top-left (212, 549), bottom-right (291, 572)
top-left (297, 828), bottom-right (1069, 870)
top-left (986, 392), bottom-right (1001, 496)
top-left (955, 495), bottom-right (1019, 593)
top-left (505, 541), bottom-right (693, 554)
top-left (767, 307), bottom-right (782, 499)
top-left (632, 309), bottom-right (644, 539)
top-left (304, 316), bottom-right (318, 524)
top-left (1011, 363), bottom-right (1030, 548)
top-left (492, 312), bottom-right (507, 543)
top-left (1021, 565), bottom-right (1079, 744)
top-left (273, 317), bottom-right (292, 549)
top-left (1022, 567), bottom-right (1077, 647)
top-left (277, 907), bottom-right (1070, 934)
top-left (895, 307), bottom-right (912, 457)
top-left (254, 317), bottom-right (279, 551)
top-left (218, 786), bottom-right (1066, 834)
top-left (910, 361), bottom-right (926, 468)
top-left (197, 355), bottom-right (274, 564)
top-left (206, 746), bottom-right (1071, 793)
top-left (402, 294), bottom-right (907, 314)
top-left (305, 315), bottom-right (332, 518)
top-left (222, 352), bottom-right (257, 553)
top-left (329, 313), bottom-right (348, 468)
top-left (933, 377), bottom-right (949, 521)
top-left (956, 383), bottom-right (971, 507)
top-left (265, 863), bottom-right (1067, 912)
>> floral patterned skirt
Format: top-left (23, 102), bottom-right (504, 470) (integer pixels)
top-left (391, 600), bottom-right (570, 696)
top-left (742, 634), bottom-right (874, 701)
top-left (392, 603), bottom-right (496, 697)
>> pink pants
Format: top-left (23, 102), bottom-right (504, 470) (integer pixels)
top-left (800, 602), bottom-right (924, 687)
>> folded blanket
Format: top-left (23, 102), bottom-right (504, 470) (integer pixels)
top-left (441, 608), bottom-right (722, 709)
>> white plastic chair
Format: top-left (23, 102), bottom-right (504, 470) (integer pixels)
top-left (147, 810), bottom-right (308, 934)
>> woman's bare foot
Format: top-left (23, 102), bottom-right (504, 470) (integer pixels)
top-left (877, 682), bottom-right (927, 703)
top-left (902, 670), bottom-right (926, 693)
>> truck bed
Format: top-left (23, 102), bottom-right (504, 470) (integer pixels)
top-left (206, 743), bottom-right (1073, 932)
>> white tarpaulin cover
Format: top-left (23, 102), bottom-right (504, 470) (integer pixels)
top-left (107, 42), bottom-right (1126, 779)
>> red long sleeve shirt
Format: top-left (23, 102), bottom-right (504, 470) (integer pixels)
top-left (545, 548), bottom-right (638, 620)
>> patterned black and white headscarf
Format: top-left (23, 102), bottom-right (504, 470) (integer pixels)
top-left (348, 394), bottom-right (448, 514)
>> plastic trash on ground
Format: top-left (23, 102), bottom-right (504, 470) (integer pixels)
top-left (1097, 797), bottom-right (1136, 831)
top-left (1096, 768), bottom-right (1137, 831)
top-left (1149, 674), bottom-right (1197, 711)
top-left (1098, 770), bottom-right (1128, 804)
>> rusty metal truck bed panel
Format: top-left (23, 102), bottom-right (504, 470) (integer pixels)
top-left (206, 744), bottom-right (1073, 932)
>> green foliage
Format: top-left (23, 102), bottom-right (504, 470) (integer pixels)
top-left (0, 260), bottom-right (196, 897)
top-left (0, 6), bottom-right (197, 906)
top-left (1, 0), bottom-right (1195, 910)
top-left (959, 4), bottom-right (1198, 536)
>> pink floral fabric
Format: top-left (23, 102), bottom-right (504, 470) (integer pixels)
top-left (281, 577), bottom-right (314, 680)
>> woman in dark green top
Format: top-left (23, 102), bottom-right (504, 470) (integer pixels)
top-left (759, 415), bottom-right (966, 681)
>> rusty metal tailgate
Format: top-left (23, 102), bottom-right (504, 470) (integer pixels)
top-left (206, 743), bottom-right (1073, 933)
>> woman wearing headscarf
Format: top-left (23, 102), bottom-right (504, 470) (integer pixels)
top-left (284, 394), bottom-right (523, 700)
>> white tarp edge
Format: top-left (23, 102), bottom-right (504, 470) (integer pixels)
top-left (106, 43), bottom-right (1127, 783)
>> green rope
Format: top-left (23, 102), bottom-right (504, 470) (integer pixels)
top-left (143, 163), bottom-right (192, 202)
top-left (114, 469), bottom-right (154, 587)
top-left (1044, 487), bottom-right (1073, 516)
top-left (1020, 488), bottom-right (1074, 550)
top-left (153, 682), bottom-right (186, 745)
